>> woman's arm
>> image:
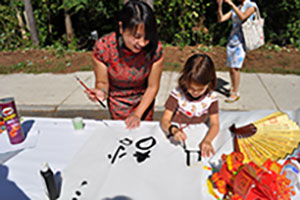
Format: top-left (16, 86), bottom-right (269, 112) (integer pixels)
top-left (135, 56), bottom-right (164, 117)
top-left (224, 0), bottom-right (256, 21)
top-left (125, 55), bottom-right (164, 129)
top-left (217, 0), bottom-right (232, 22)
top-left (160, 109), bottom-right (187, 141)
top-left (199, 113), bottom-right (220, 157)
top-left (85, 56), bottom-right (109, 102)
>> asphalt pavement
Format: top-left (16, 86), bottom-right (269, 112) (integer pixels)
top-left (1, 71), bottom-right (300, 120)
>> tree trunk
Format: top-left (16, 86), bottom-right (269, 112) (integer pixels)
top-left (64, 8), bottom-right (73, 44)
top-left (23, 0), bottom-right (39, 46)
top-left (123, 0), bottom-right (154, 10)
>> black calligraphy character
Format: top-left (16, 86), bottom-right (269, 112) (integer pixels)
top-left (72, 180), bottom-right (88, 200)
top-left (184, 149), bottom-right (201, 166)
top-left (119, 138), bottom-right (133, 146)
top-left (133, 151), bottom-right (151, 163)
top-left (108, 146), bottom-right (126, 164)
top-left (133, 136), bottom-right (157, 163)
top-left (108, 138), bottom-right (133, 165)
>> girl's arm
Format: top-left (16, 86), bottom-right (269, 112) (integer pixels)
top-left (160, 109), bottom-right (187, 142)
top-left (161, 109), bottom-right (175, 134)
top-left (224, 0), bottom-right (256, 21)
top-left (217, 0), bottom-right (232, 22)
top-left (85, 56), bottom-right (109, 102)
top-left (199, 113), bottom-right (220, 157)
top-left (125, 55), bottom-right (164, 129)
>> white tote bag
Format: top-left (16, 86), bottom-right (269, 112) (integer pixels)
top-left (242, 4), bottom-right (265, 51)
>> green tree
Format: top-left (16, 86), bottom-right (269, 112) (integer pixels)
top-left (60, 0), bottom-right (88, 47)
top-left (155, 0), bottom-right (212, 47)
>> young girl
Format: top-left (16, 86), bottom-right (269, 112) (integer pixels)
top-left (160, 54), bottom-right (219, 158)
top-left (86, 0), bottom-right (164, 129)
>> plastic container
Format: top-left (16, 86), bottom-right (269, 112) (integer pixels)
top-left (281, 160), bottom-right (300, 190)
top-left (72, 117), bottom-right (84, 130)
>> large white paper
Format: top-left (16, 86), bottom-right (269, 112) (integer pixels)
top-left (1, 117), bottom-right (105, 200)
top-left (59, 121), bottom-right (214, 200)
top-left (59, 110), bottom-right (300, 200)
top-left (2, 109), bottom-right (300, 200)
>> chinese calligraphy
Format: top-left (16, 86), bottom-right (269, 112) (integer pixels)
top-left (108, 136), bottom-right (157, 165)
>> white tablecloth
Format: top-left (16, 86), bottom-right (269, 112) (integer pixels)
top-left (1, 109), bottom-right (300, 200)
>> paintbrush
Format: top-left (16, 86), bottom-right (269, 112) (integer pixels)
top-left (75, 76), bottom-right (106, 108)
top-left (181, 140), bottom-right (187, 150)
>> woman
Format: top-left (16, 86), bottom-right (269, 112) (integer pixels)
top-left (217, 0), bottom-right (257, 103)
top-left (86, 0), bottom-right (164, 129)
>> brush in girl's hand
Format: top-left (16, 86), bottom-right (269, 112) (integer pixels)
top-left (75, 76), bottom-right (106, 108)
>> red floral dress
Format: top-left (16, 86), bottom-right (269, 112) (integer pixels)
top-left (93, 32), bottom-right (163, 120)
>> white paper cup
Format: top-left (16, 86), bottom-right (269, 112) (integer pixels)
top-left (72, 117), bottom-right (83, 130)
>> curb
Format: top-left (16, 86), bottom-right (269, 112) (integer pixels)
top-left (19, 108), bottom-right (164, 121)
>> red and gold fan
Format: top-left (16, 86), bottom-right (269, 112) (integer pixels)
top-left (230, 111), bottom-right (300, 166)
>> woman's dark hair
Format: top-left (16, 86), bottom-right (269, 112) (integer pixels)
top-left (178, 54), bottom-right (217, 95)
top-left (117, 0), bottom-right (158, 60)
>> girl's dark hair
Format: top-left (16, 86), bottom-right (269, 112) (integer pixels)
top-left (178, 54), bottom-right (217, 95)
top-left (117, 0), bottom-right (158, 60)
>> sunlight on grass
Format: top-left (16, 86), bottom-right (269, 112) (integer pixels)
top-left (278, 58), bottom-right (291, 67)
top-left (242, 68), bottom-right (257, 73)
top-left (0, 61), bottom-right (68, 74)
top-left (0, 62), bottom-right (27, 74)
top-left (163, 62), bottom-right (182, 71)
top-left (271, 67), bottom-right (300, 75)
top-left (80, 65), bottom-right (93, 71)
top-left (265, 54), bottom-right (273, 59)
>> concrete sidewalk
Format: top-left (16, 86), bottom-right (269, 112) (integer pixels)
top-left (1, 71), bottom-right (300, 120)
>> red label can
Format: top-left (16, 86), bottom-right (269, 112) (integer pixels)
top-left (0, 97), bottom-right (24, 144)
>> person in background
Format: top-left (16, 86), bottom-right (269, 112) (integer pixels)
top-left (160, 54), bottom-right (219, 158)
top-left (86, 0), bottom-right (163, 129)
top-left (217, 0), bottom-right (257, 103)
top-left (123, 0), bottom-right (154, 9)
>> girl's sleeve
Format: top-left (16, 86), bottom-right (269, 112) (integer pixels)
top-left (208, 100), bottom-right (219, 115)
top-left (164, 94), bottom-right (178, 112)
top-left (152, 41), bottom-right (163, 62)
top-left (92, 37), bottom-right (109, 66)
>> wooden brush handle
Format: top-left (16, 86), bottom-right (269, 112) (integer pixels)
top-left (229, 123), bottom-right (257, 138)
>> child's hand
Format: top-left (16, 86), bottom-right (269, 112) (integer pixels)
top-left (173, 129), bottom-right (187, 142)
top-left (199, 140), bottom-right (215, 158)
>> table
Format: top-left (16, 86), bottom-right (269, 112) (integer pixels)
top-left (1, 109), bottom-right (300, 200)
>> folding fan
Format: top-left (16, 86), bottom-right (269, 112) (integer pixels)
top-left (230, 111), bottom-right (300, 166)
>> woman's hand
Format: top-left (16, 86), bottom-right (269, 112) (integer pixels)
top-left (224, 0), bottom-right (233, 6)
top-left (85, 88), bottom-right (106, 102)
top-left (216, 0), bottom-right (223, 7)
top-left (125, 114), bottom-right (141, 129)
top-left (199, 140), bottom-right (215, 158)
